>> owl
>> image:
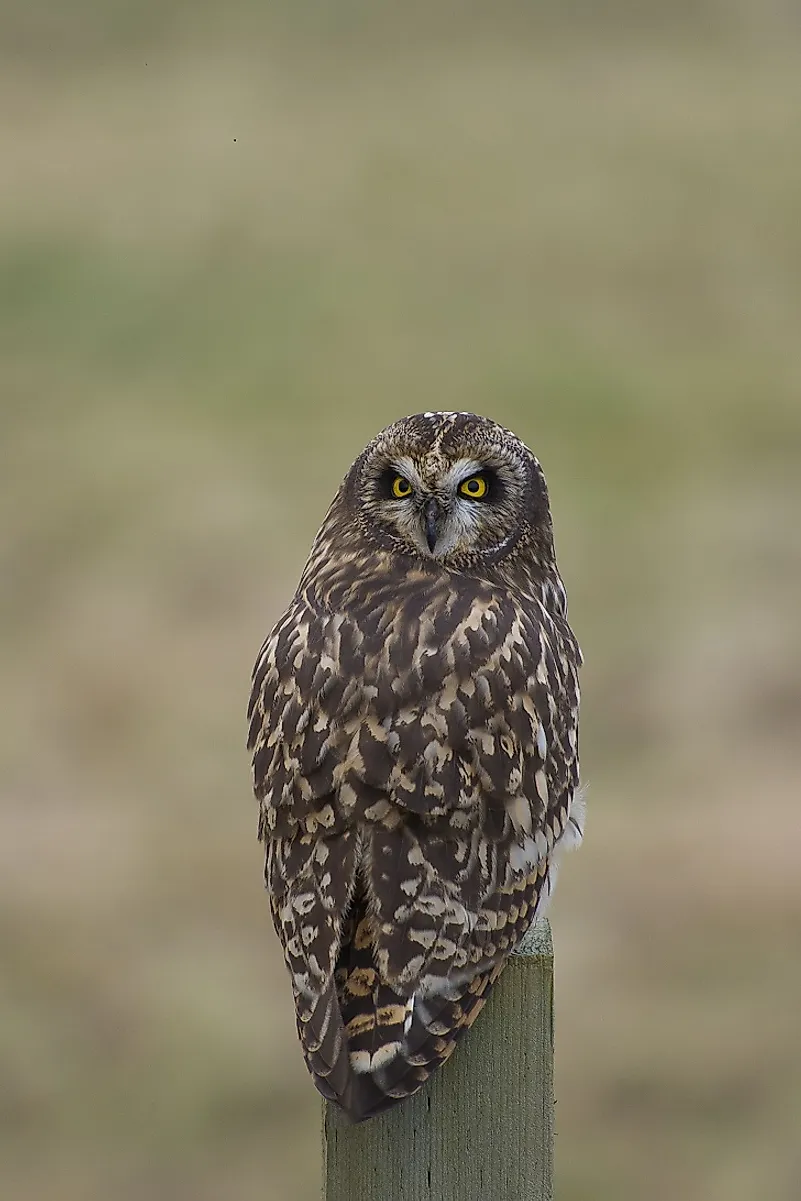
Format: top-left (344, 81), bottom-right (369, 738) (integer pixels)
top-left (247, 411), bottom-right (583, 1122)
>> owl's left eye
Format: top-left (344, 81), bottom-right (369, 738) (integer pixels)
top-left (458, 475), bottom-right (489, 499)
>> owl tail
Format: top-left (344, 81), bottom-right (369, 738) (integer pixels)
top-left (300, 895), bottom-right (504, 1123)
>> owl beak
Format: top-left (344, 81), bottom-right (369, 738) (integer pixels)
top-left (423, 497), bottom-right (441, 552)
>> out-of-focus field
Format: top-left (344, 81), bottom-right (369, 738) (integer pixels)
top-left (2, 5), bottom-right (800, 1199)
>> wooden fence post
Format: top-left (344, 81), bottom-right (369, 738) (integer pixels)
top-left (322, 918), bottom-right (554, 1201)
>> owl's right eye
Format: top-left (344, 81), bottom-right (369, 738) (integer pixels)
top-left (391, 475), bottom-right (413, 499)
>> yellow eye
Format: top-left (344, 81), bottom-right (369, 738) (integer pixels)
top-left (391, 475), bottom-right (413, 499)
top-left (459, 475), bottom-right (488, 499)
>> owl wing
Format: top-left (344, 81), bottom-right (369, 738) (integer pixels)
top-left (247, 568), bottom-right (581, 1120)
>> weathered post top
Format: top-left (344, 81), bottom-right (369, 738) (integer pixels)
top-left (322, 918), bottom-right (554, 1201)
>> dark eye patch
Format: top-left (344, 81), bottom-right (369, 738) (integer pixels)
top-left (378, 466), bottom-right (410, 499)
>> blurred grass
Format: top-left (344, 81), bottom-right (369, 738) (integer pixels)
top-left (1, 4), bottom-right (801, 1200)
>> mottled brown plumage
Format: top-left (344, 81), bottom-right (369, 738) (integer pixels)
top-left (247, 411), bottom-right (583, 1121)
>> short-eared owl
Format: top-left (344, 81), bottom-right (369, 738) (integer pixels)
top-left (247, 412), bottom-right (583, 1121)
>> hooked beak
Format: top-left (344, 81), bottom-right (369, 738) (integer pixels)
top-left (423, 497), bottom-right (441, 553)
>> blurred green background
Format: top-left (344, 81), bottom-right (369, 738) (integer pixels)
top-left (2, 3), bottom-right (800, 1199)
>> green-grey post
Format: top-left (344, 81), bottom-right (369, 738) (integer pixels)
top-left (322, 918), bottom-right (554, 1201)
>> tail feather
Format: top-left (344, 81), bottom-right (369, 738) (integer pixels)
top-left (294, 862), bottom-right (551, 1122)
top-left (296, 895), bottom-right (510, 1122)
top-left (296, 983), bottom-right (352, 1102)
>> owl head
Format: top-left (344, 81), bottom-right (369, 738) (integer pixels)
top-left (337, 411), bottom-right (557, 572)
